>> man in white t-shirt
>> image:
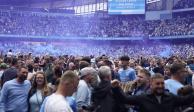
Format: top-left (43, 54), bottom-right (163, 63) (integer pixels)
top-left (43, 70), bottom-right (79, 112)
top-left (165, 63), bottom-right (188, 95)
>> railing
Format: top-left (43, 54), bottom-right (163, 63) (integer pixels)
top-left (0, 34), bottom-right (143, 40)
top-left (0, 34), bottom-right (194, 40)
top-left (149, 35), bottom-right (194, 39)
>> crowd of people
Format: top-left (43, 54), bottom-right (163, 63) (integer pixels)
top-left (0, 51), bottom-right (194, 112)
top-left (151, 18), bottom-right (193, 37)
top-left (147, 0), bottom-right (194, 10)
top-left (0, 42), bottom-right (194, 59)
top-left (173, 0), bottom-right (194, 9)
top-left (0, 11), bottom-right (194, 37)
top-left (0, 2), bottom-right (194, 112)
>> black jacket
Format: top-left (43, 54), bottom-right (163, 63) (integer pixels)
top-left (112, 87), bottom-right (194, 112)
top-left (91, 80), bottom-right (127, 112)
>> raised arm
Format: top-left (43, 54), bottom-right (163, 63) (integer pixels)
top-left (112, 87), bottom-right (141, 105)
top-left (174, 93), bottom-right (194, 107)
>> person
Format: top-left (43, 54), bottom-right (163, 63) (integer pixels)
top-left (51, 65), bottom-right (63, 89)
top-left (118, 56), bottom-right (136, 82)
top-left (7, 49), bottom-right (13, 58)
top-left (44, 58), bottom-right (54, 84)
top-left (90, 66), bottom-right (127, 112)
top-left (104, 59), bottom-right (120, 80)
top-left (130, 69), bottom-right (151, 95)
top-left (68, 62), bottom-right (76, 71)
top-left (28, 72), bottom-right (52, 112)
top-left (43, 78), bottom-right (77, 112)
top-left (33, 63), bottom-right (42, 73)
top-left (27, 63), bottom-right (42, 81)
top-left (73, 67), bottom-right (98, 112)
top-left (164, 65), bottom-right (171, 80)
top-left (0, 66), bottom-right (31, 112)
top-left (128, 69), bottom-right (151, 112)
top-left (165, 63), bottom-right (188, 95)
top-left (1, 58), bottom-right (18, 87)
top-left (112, 73), bottom-right (194, 112)
top-left (66, 97), bottom-right (77, 112)
top-left (145, 59), bottom-right (156, 76)
top-left (79, 61), bottom-right (90, 70)
top-left (153, 59), bottom-right (165, 75)
top-left (0, 63), bottom-right (7, 87)
top-left (177, 85), bottom-right (194, 112)
top-left (42, 70), bottom-right (79, 112)
top-left (188, 59), bottom-right (194, 72)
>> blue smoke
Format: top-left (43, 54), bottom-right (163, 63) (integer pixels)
top-left (159, 46), bottom-right (172, 57)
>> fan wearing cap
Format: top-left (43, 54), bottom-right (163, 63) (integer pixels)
top-left (73, 67), bottom-right (98, 112)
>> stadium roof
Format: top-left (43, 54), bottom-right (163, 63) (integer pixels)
top-left (0, 0), bottom-right (103, 8)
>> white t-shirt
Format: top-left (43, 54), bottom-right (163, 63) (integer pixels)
top-left (44, 93), bottom-right (73, 112)
top-left (165, 79), bottom-right (183, 95)
top-left (7, 51), bottom-right (13, 57)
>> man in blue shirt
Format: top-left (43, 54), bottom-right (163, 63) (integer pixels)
top-left (118, 56), bottom-right (136, 82)
top-left (73, 67), bottom-right (98, 112)
top-left (0, 66), bottom-right (31, 112)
